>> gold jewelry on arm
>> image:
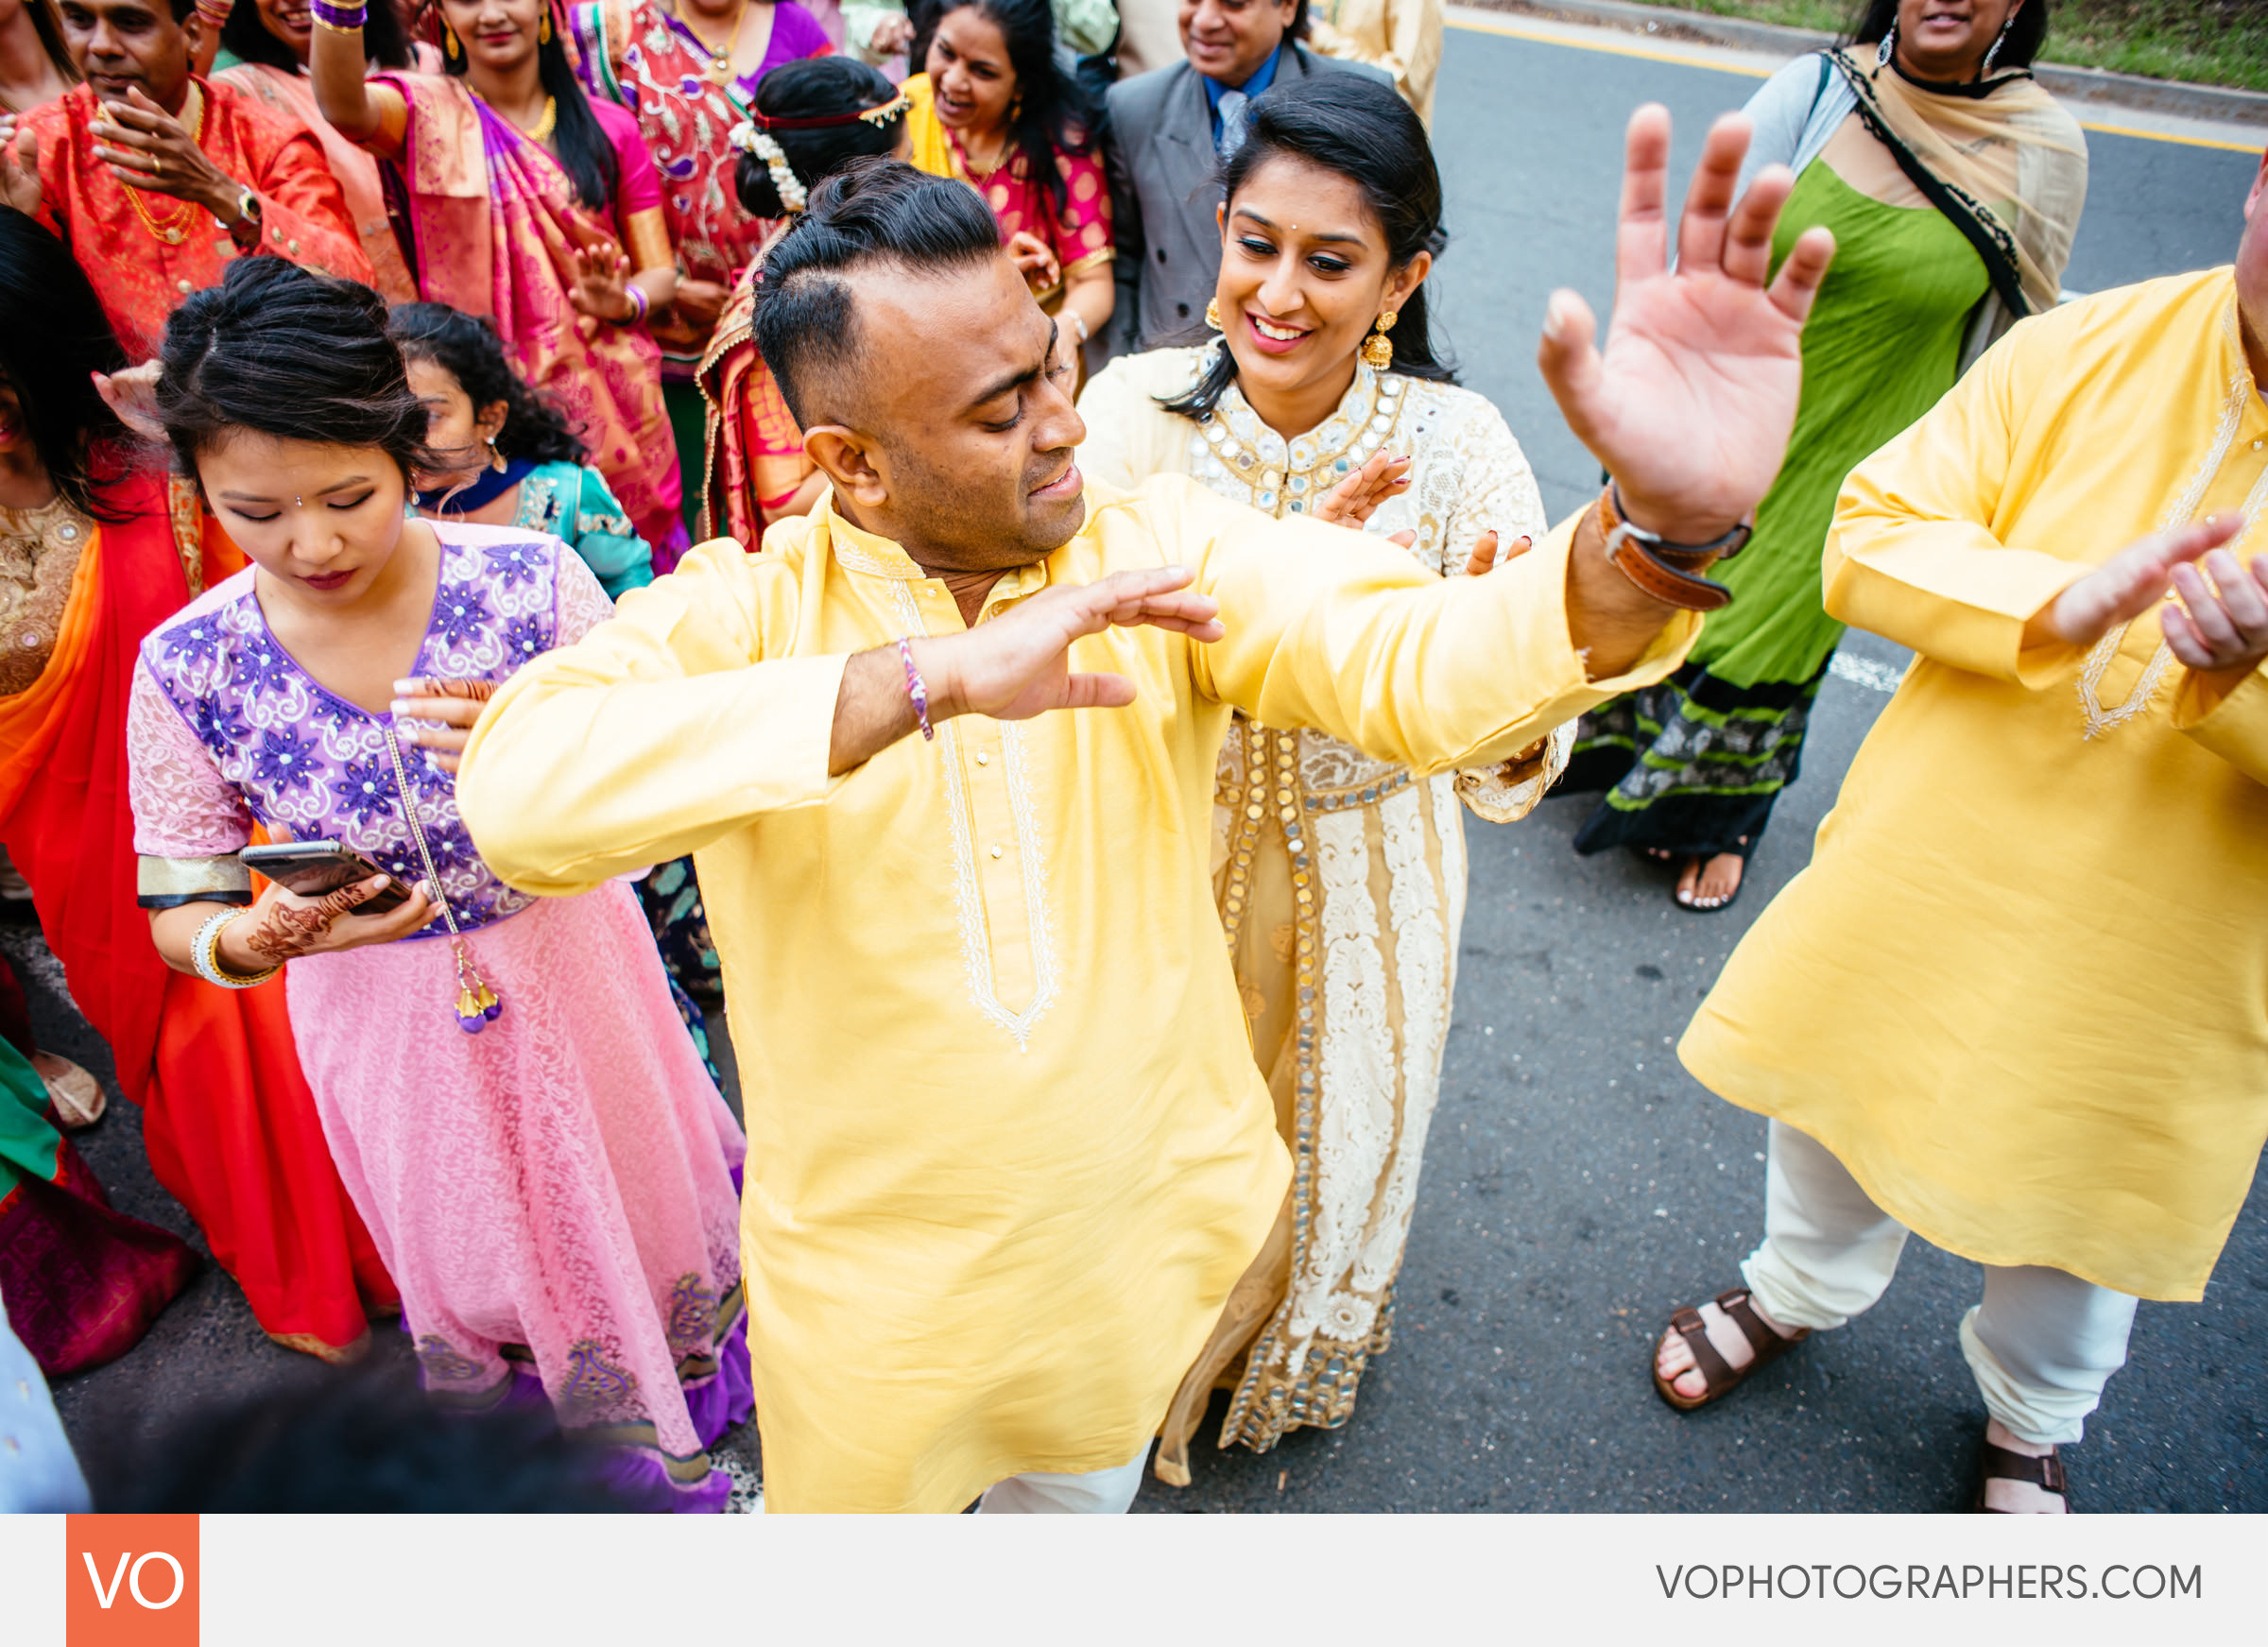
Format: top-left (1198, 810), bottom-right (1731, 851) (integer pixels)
top-left (192, 909), bottom-right (282, 988)
top-left (622, 207), bottom-right (675, 275)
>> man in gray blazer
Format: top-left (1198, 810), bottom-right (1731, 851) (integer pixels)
top-left (1101, 0), bottom-right (1388, 359)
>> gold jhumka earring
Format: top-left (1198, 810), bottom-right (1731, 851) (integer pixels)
top-left (538, 6), bottom-right (552, 43)
top-left (1360, 309), bottom-right (1398, 369)
top-left (1204, 298), bottom-right (1223, 331)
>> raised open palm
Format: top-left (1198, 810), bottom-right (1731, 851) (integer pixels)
top-left (1538, 105), bottom-right (1835, 543)
top-left (943, 567), bottom-right (1226, 722)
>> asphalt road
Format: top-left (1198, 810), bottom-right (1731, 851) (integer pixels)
top-left (26, 23), bottom-right (2268, 1514)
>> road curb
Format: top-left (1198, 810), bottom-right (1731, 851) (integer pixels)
top-left (1462, 0), bottom-right (2268, 129)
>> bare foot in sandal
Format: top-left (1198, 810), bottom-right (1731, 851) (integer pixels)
top-left (1978, 1420), bottom-right (2070, 1514)
top-left (1675, 847), bottom-right (1746, 911)
top-left (1655, 1287), bottom-right (1804, 1403)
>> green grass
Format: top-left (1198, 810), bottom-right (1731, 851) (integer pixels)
top-left (1636, 1), bottom-right (2268, 93)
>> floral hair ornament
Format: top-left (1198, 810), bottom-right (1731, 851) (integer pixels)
top-left (728, 120), bottom-right (807, 214)
top-left (747, 92), bottom-right (912, 132)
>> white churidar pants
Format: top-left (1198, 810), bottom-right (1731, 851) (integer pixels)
top-left (1739, 1119), bottom-right (2139, 1447)
top-left (976, 1446), bottom-right (1150, 1514)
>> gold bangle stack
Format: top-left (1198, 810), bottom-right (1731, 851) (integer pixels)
top-left (192, 908), bottom-right (282, 989)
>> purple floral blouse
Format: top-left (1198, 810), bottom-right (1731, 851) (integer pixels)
top-left (128, 523), bottom-right (614, 937)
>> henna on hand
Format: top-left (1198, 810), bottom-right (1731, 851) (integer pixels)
top-left (240, 884), bottom-right (370, 963)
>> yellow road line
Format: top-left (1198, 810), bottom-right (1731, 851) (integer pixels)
top-left (1449, 14), bottom-right (1768, 77)
top-left (2071, 119), bottom-right (2259, 153)
top-left (1447, 15), bottom-right (2266, 151)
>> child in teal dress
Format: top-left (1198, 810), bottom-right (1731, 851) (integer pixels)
top-left (389, 302), bottom-right (654, 598)
top-left (389, 301), bottom-right (723, 1023)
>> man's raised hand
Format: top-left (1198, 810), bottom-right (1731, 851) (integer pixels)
top-left (827, 567), bottom-right (1226, 774)
top-left (1538, 104), bottom-right (1834, 543)
top-left (929, 567), bottom-right (1224, 723)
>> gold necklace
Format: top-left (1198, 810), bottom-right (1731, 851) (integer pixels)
top-left (121, 82), bottom-right (205, 247)
top-left (686, 0), bottom-right (750, 83)
top-left (509, 94), bottom-right (558, 142)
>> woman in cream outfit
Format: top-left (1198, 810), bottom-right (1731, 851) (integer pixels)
top-left (1077, 74), bottom-right (1562, 1481)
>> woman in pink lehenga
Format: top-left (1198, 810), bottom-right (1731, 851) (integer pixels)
top-left (310, 0), bottom-right (692, 566)
top-left (128, 258), bottom-right (747, 1509)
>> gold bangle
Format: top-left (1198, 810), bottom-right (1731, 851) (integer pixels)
top-left (193, 909), bottom-right (283, 989)
top-left (313, 14), bottom-right (365, 29)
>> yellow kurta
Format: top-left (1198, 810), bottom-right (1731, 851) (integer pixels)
top-left (1681, 268), bottom-right (2268, 1303)
top-left (1308, 0), bottom-right (1444, 124)
top-left (459, 472), bottom-right (1695, 1511)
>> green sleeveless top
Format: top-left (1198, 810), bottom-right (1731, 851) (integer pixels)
top-left (1692, 159), bottom-right (1988, 687)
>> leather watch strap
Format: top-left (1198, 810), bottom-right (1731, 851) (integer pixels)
top-left (1596, 484), bottom-right (1747, 613)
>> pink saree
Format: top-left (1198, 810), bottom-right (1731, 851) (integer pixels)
top-left (377, 72), bottom-right (684, 555)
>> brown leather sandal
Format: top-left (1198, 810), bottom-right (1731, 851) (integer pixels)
top-left (1652, 1286), bottom-right (1809, 1412)
top-left (1972, 1441), bottom-right (2070, 1513)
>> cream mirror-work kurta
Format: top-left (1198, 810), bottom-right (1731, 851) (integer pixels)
top-left (458, 472), bottom-right (1694, 1511)
top-left (1077, 349), bottom-right (1570, 1470)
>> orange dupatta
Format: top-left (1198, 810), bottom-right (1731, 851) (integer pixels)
top-left (0, 471), bottom-right (395, 1357)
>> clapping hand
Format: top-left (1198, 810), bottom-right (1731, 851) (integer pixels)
top-left (0, 114), bottom-right (40, 215)
top-left (93, 360), bottom-right (166, 440)
top-left (2031, 514), bottom-right (2259, 674)
top-left (92, 88), bottom-right (242, 216)
top-left (1538, 105), bottom-right (1834, 544)
top-left (391, 676), bottom-right (500, 774)
top-left (569, 238), bottom-right (637, 322)
top-left (1312, 452), bottom-right (1412, 529)
top-left (1006, 230), bottom-right (1060, 295)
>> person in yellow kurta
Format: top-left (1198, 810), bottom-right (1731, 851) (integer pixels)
top-left (1306, 0), bottom-right (1440, 124)
top-left (1654, 147), bottom-right (2268, 1516)
top-left (459, 114), bottom-right (1836, 1512)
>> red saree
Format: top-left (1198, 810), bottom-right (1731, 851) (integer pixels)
top-left (0, 471), bottom-right (395, 1359)
top-left (694, 260), bottom-right (813, 544)
top-left (377, 72), bottom-right (684, 554)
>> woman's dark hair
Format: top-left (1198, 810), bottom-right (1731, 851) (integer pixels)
top-left (20, 0), bottom-right (78, 89)
top-left (1845, 0), bottom-right (2048, 74)
top-left (222, 0), bottom-right (412, 72)
top-left (1163, 75), bottom-right (1452, 422)
top-left (441, 6), bottom-right (619, 210)
top-left (387, 301), bottom-right (586, 465)
top-left (919, 0), bottom-right (1099, 216)
top-left (754, 160), bottom-right (1002, 426)
top-left (104, 1357), bottom-right (635, 1513)
top-left (0, 209), bottom-right (133, 522)
top-left (156, 258), bottom-right (436, 482)
top-left (734, 56), bottom-right (907, 219)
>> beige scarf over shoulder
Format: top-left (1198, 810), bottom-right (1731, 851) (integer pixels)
top-left (1830, 46), bottom-right (2088, 316)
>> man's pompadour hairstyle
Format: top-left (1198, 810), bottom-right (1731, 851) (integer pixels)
top-left (751, 158), bottom-right (1005, 427)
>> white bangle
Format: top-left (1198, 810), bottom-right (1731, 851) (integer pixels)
top-left (192, 908), bottom-right (281, 989)
top-left (1068, 309), bottom-right (1089, 344)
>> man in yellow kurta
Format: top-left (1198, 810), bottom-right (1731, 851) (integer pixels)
top-left (1656, 146), bottom-right (2268, 1514)
top-left (459, 119), bottom-right (1835, 1512)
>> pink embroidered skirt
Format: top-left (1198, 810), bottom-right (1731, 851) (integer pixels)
top-left (284, 881), bottom-right (747, 1509)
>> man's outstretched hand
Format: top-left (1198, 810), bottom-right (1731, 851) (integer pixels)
top-left (827, 567), bottom-right (1225, 773)
top-left (1538, 104), bottom-right (1834, 546)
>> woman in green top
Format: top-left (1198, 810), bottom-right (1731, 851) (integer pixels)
top-left (1563, 0), bottom-right (2085, 911)
top-left (390, 301), bottom-right (655, 599)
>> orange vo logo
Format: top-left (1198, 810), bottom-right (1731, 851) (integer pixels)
top-left (65, 1516), bottom-right (198, 1646)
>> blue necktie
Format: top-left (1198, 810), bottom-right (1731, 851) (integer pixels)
top-left (1216, 89), bottom-right (1249, 161)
